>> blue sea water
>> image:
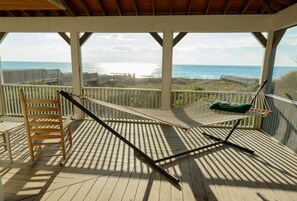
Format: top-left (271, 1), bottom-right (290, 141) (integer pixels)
top-left (1, 61), bottom-right (297, 80)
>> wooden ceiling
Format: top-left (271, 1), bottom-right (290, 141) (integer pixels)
top-left (0, 0), bottom-right (296, 17)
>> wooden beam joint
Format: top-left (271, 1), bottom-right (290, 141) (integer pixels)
top-left (173, 32), bottom-right (187, 47)
top-left (272, 28), bottom-right (286, 48)
top-left (58, 32), bottom-right (70, 45)
top-left (252, 32), bottom-right (267, 48)
top-left (150, 32), bottom-right (163, 47)
top-left (80, 32), bottom-right (93, 46)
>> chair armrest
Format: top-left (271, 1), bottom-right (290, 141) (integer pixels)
top-left (63, 115), bottom-right (72, 130)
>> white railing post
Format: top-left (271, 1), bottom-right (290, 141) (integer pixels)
top-left (70, 31), bottom-right (83, 119)
top-left (161, 31), bottom-right (173, 109)
top-left (0, 57), bottom-right (5, 116)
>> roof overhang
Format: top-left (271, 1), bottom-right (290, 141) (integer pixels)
top-left (0, 2), bottom-right (296, 33)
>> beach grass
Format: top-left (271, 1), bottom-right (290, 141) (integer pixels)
top-left (114, 77), bottom-right (259, 92)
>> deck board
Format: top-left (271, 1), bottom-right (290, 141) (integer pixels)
top-left (1, 116), bottom-right (297, 201)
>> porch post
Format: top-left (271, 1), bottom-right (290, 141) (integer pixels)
top-left (254, 31), bottom-right (275, 129)
top-left (70, 31), bottom-right (83, 119)
top-left (257, 29), bottom-right (286, 129)
top-left (260, 31), bottom-right (275, 93)
top-left (260, 29), bottom-right (286, 94)
top-left (161, 31), bottom-right (174, 109)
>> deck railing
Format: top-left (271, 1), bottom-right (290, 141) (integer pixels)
top-left (1, 84), bottom-right (255, 127)
top-left (262, 95), bottom-right (297, 152)
top-left (83, 87), bottom-right (161, 120)
top-left (2, 84), bottom-right (73, 116)
top-left (172, 90), bottom-right (255, 127)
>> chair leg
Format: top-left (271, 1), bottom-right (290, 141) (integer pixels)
top-left (68, 127), bottom-right (73, 148)
top-left (58, 128), bottom-right (73, 167)
top-left (60, 137), bottom-right (66, 160)
top-left (2, 134), bottom-right (7, 151)
top-left (28, 142), bottom-right (35, 162)
top-left (28, 145), bottom-right (40, 167)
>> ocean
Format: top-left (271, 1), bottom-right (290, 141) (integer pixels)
top-left (1, 61), bottom-right (297, 80)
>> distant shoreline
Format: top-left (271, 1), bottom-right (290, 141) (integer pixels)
top-left (1, 61), bottom-right (297, 80)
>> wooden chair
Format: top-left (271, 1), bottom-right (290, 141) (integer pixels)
top-left (20, 89), bottom-right (72, 165)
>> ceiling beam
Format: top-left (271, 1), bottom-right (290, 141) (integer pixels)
top-left (273, 2), bottom-right (297, 30)
top-left (80, 0), bottom-right (91, 16)
top-left (275, 0), bottom-right (290, 6)
top-left (95, 0), bottom-right (106, 16)
top-left (187, 0), bottom-right (192, 15)
top-left (37, 10), bottom-right (45, 17)
top-left (0, 15), bottom-right (274, 32)
top-left (242, 0), bottom-right (252, 14)
top-left (47, 0), bottom-right (66, 10)
top-left (259, 0), bottom-right (274, 14)
top-left (133, 0), bottom-right (139, 16)
top-left (169, 0), bottom-right (173, 15)
top-left (152, 0), bottom-right (155, 15)
top-left (6, 11), bottom-right (15, 17)
top-left (205, 0), bottom-right (212, 15)
top-left (224, 0), bottom-right (231, 14)
top-left (21, 10), bottom-right (30, 17)
top-left (60, 0), bottom-right (76, 16)
top-left (114, 0), bottom-right (122, 16)
top-left (52, 10), bottom-right (59, 16)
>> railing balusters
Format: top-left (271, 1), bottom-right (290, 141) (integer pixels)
top-left (2, 84), bottom-right (73, 117)
top-left (171, 89), bottom-right (254, 128)
top-left (3, 84), bottom-right (254, 127)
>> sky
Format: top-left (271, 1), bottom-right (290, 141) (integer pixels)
top-left (0, 27), bottom-right (297, 66)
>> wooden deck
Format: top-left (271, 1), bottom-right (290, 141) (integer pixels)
top-left (1, 116), bottom-right (297, 201)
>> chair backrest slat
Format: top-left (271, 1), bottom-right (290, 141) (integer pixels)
top-left (19, 89), bottom-right (72, 165)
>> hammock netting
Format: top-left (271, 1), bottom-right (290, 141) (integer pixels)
top-left (84, 90), bottom-right (271, 130)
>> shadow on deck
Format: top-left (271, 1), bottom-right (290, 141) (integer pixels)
top-left (0, 116), bottom-right (297, 201)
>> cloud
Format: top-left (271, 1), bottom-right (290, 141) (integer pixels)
top-left (175, 36), bottom-right (260, 52)
top-left (282, 37), bottom-right (297, 46)
top-left (94, 33), bottom-right (136, 41)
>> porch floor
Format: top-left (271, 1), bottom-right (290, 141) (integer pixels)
top-left (0, 116), bottom-right (297, 201)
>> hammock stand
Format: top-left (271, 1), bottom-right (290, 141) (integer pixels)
top-left (155, 80), bottom-right (269, 163)
top-left (60, 90), bottom-right (180, 185)
top-left (60, 80), bottom-right (269, 185)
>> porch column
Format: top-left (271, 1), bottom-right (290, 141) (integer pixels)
top-left (260, 31), bottom-right (275, 93)
top-left (260, 29), bottom-right (286, 94)
top-left (256, 29), bottom-right (286, 129)
top-left (161, 31), bottom-right (174, 109)
top-left (70, 31), bottom-right (83, 119)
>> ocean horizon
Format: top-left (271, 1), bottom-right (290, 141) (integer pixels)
top-left (1, 61), bottom-right (297, 80)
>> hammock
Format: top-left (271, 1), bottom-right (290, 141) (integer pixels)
top-left (84, 89), bottom-right (271, 131)
top-left (59, 80), bottom-right (271, 185)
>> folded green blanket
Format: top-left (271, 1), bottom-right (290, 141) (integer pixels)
top-left (210, 100), bottom-right (252, 113)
